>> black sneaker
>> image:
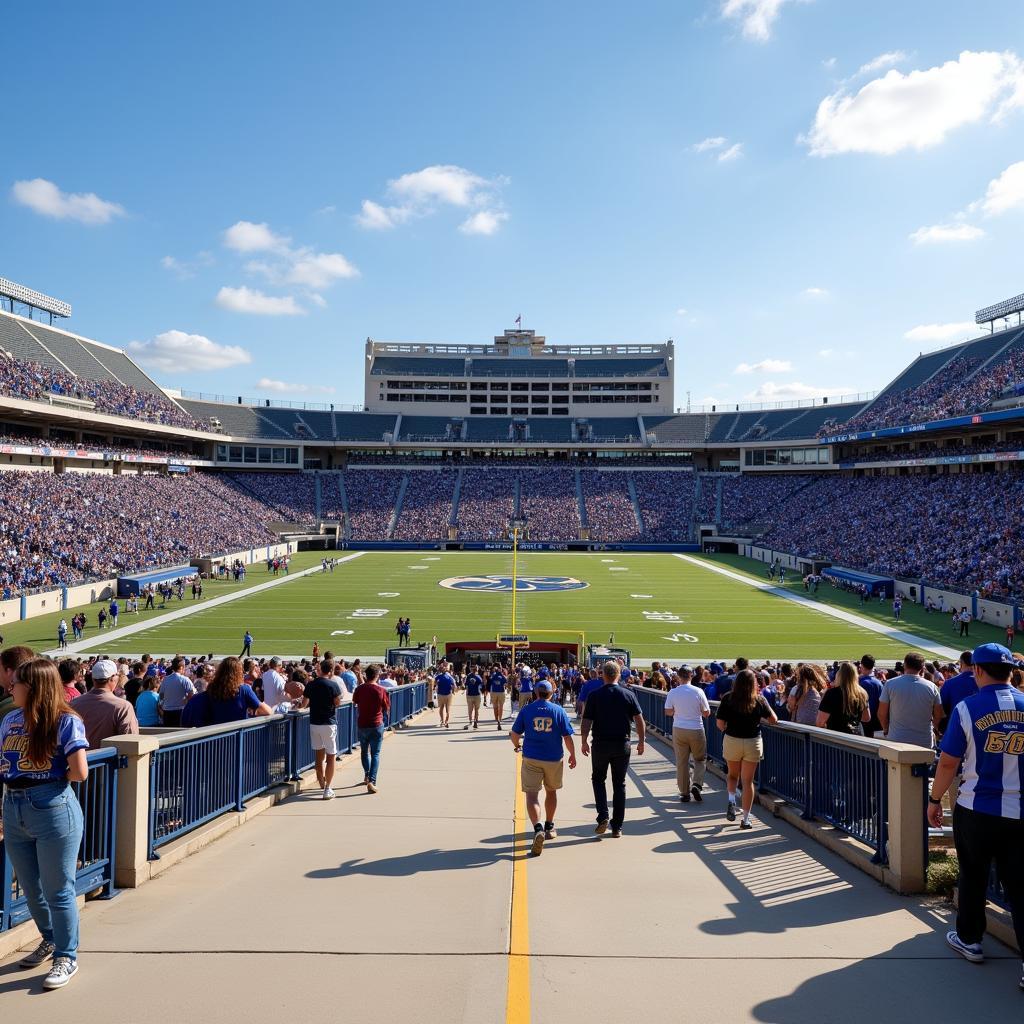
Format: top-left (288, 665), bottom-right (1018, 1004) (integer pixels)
top-left (726, 801), bottom-right (737, 821)
top-left (611, 828), bottom-right (622, 838)
top-left (691, 786), bottom-right (703, 803)
top-left (680, 793), bottom-right (691, 803)
top-left (739, 819), bottom-right (753, 830)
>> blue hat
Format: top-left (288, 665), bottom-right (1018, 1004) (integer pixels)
top-left (971, 643), bottom-right (1016, 667)
top-left (534, 679), bottom-right (553, 693)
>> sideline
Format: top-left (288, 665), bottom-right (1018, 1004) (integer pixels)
top-left (506, 752), bottom-right (531, 1024)
top-left (44, 552), bottom-right (367, 658)
top-left (675, 554), bottom-right (962, 661)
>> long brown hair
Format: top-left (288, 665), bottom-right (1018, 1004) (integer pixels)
top-left (794, 664), bottom-right (824, 702)
top-left (730, 669), bottom-right (759, 714)
top-left (17, 658), bottom-right (78, 765)
top-left (834, 661), bottom-right (867, 718)
top-left (209, 657), bottom-right (243, 702)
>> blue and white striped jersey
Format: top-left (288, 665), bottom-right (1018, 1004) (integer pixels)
top-left (940, 684), bottom-right (1024, 819)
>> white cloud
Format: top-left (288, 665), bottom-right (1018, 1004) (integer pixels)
top-left (215, 286), bottom-right (304, 316)
top-left (973, 160), bottom-right (1024, 216)
top-left (357, 164), bottom-right (508, 235)
top-left (822, 57), bottom-right (837, 70)
top-left (459, 210), bottom-right (509, 236)
top-left (161, 251), bottom-right (214, 280)
top-left (11, 178), bottom-right (124, 225)
top-left (721, 0), bottom-right (800, 42)
top-left (909, 222), bottom-right (986, 244)
top-left (256, 377), bottom-right (335, 394)
top-left (745, 380), bottom-right (848, 400)
top-left (675, 308), bottom-right (688, 316)
top-left (903, 322), bottom-right (977, 343)
top-left (316, 204), bottom-right (336, 215)
top-left (355, 199), bottom-right (413, 230)
top-left (802, 50), bottom-right (1024, 156)
top-left (735, 358), bottom-right (793, 374)
top-left (857, 51), bottom-right (908, 76)
top-left (223, 220), bottom-right (289, 252)
top-left (803, 286), bottom-right (829, 297)
top-left (286, 252), bottom-right (359, 288)
top-left (693, 136), bottom-right (727, 152)
top-left (717, 142), bottom-right (744, 162)
top-left (127, 330), bottom-right (251, 373)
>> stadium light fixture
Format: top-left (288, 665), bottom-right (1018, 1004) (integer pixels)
top-left (0, 276), bottom-right (72, 318)
top-left (975, 292), bottom-right (1024, 325)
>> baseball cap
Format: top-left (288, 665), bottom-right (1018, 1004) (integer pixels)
top-left (92, 659), bottom-right (117, 681)
top-left (534, 679), bottom-right (553, 694)
top-left (971, 643), bottom-right (1016, 667)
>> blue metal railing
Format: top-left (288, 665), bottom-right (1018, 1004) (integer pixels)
top-left (632, 686), bottom-right (892, 863)
top-left (149, 685), bottom-right (428, 858)
top-left (2, 747), bottom-right (122, 932)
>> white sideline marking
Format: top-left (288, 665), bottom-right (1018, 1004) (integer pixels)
top-left (44, 552), bottom-right (367, 657)
top-left (674, 554), bottom-right (961, 660)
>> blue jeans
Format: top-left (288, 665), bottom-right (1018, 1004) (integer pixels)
top-left (358, 725), bottom-right (385, 783)
top-left (2, 782), bottom-right (84, 960)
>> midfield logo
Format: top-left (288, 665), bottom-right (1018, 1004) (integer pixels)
top-left (438, 575), bottom-right (589, 593)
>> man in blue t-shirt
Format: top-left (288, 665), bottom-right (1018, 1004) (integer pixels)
top-left (510, 680), bottom-right (576, 856)
top-left (488, 667), bottom-right (509, 729)
top-left (928, 643), bottom-right (1024, 975)
top-left (517, 664), bottom-right (534, 708)
top-left (463, 665), bottom-right (484, 730)
top-left (576, 669), bottom-right (603, 718)
top-left (940, 651), bottom-right (977, 730)
top-left (857, 654), bottom-right (883, 737)
top-left (433, 662), bottom-right (456, 729)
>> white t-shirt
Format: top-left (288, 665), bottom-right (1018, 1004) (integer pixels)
top-left (261, 669), bottom-right (287, 708)
top-left (664, 683), bottom-right (710, 730)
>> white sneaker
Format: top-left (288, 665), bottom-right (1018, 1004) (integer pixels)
top-left (946, 930), bottom-right (984, 963)
top-left (323, 787), bottom-right (335, 800)
top-left (42, 957), bottom-right (78, 989)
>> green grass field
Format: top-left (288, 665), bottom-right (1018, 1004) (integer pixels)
top-left (42, 549), bottom-right (1006, 664)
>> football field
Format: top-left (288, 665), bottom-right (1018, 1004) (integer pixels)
top-left (54, 550), bottom-right (977, 663)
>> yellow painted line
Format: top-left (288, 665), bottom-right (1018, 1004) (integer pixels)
top-left (506, 751), bottom-right (530, 1024)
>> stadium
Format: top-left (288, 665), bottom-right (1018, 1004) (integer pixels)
top-left (2, 8), bottom-right (1023, 1015)
top-left (0, 284), bottom-right (1020, 665)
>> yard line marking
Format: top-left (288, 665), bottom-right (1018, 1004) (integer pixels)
top-left (45, 552), bottom-right (367, 657)
top-left (506, 750), bottom-right (531, 1024)
top-left (674, 554), bottom-right (961, 660)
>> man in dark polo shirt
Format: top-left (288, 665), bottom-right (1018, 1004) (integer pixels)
top-left (580, 660), bottom-right (645, 838)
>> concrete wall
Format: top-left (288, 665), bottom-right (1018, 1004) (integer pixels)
top-left (0, 596), bottom-right (22, 627)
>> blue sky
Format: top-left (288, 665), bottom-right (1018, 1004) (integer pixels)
top-left (2, 0), bottom-right (1024, 410)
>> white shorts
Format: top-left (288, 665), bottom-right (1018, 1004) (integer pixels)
top-left (310, 723), bottom-right (338, 755)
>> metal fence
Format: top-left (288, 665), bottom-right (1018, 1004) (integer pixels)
top-left (632, 686), bottom-right (891, 863)
top-left (149, 686), bottom-right (427, 858)
top-left (1, 747), bottom-right (122, 932)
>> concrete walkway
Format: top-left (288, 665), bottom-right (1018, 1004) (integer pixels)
top-left (1, 700), bottom-right (1019, 1023)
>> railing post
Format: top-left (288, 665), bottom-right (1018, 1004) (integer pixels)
top-left (235, 729), bottom-right (246, 812)
top-left (801, 731), bottom-right (813, 820)
top-left (288, 713), bottom-right (300, 781)
top-left (101, 735), bottom-right (161, 888)
top-left (876, 741), bottom-right (934, 894)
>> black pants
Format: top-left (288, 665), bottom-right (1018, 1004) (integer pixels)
top-left (953, 804), bottom-right (1024, 950)
top-left (162, 710), bottom-right (183, 728)
top-left (591, 739), bottom-right (631, 830)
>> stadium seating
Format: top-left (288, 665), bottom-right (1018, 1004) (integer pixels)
top-left (519, 468), bottom-right (580, 540)
top-left (469, 359), bottom-right (570, 377)
top-left (582, 418), bottom-right (642, 442)
top-left (370, 355), bottom-right (467, 376)
top-left (573, 358), bottom-right (668, 377)
top-left (580, 470), bottom-right (640, 541)
top-left (392, 470), bottom-right (457, 540)
top-left (455, 468), bottom-right (515, 539)
top-left (641, 414), bottom-right (717, 445)
top-left (633, 470), bottom-right (696, 541)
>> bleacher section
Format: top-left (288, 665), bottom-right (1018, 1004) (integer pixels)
top-left (465, 417), bottom-right (514, 441)
top-left (772, 403), bottom-right (865, 440)
top-left (526, 418), bottom-right (573, 442)
top-left (399, 416), bottom-right (457, 441)
top-left (370, 356), bottom-right (466, 376)
top-left (392, 470), bottom-right (457, 540)
top-left (642, 414), bottom-right (717, 445)
top-left (584, 418), bottom-right (641, 442)
top-left (469, 359), bottom-right (570, 377)
top-left (574, 358), bottom-right (667, 377)
top-left (0, 315), bottom-right (53, 364)
top-left (19, 320), bottom-right (122, 383)
top-left (179, 401), bottom-right (269, 436)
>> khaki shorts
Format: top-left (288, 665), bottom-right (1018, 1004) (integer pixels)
top-left (437, 694), bottom-right (453, 708)
top-left (723, 734), bottom-right (763, 764)
top-left (466, 695), bottom-right (482, 709)
top-left (491, 693), bottom-right (506, 709)
top-left (521, 757), bottom-right (564, 792)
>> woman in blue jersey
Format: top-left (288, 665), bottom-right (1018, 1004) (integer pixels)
top-left (0, 657), bottom-right (89, 989)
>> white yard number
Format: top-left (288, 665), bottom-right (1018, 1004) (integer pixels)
top-left (348, 608), bottom-right (389, 618)
top-left (662, 632), bottom-right (699, 643)
top-left (331, 630), bottom-right (355, 636)
top-left (643, 610), bottom-right (681, 622)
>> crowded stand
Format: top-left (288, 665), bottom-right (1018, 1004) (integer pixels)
top-left (0, 471), bottom-right (276, 592)
top-left (634, 470), bottom-right (695, 542)
top-left (519, 468), bottom-right (580, 541)
top-left (581, 470), bottom-right (640, 541)
top-left (0, 352), bottom-right (202, 430)
top-left (392, 471), bottom-right (457, 541)
top-left (221, 471), bottom-right (318, 524)
top-left (345, 469), bottom-right (401, 540)
top-left (455, 468), bottom-right (516, 539)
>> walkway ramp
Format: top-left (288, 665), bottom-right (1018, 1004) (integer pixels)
top-left (1, 705), bottom-right (1020, 1023)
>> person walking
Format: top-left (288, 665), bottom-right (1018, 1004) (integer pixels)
top-left (664, 666), bottom-right (710, 803)
top-left (580, 660), bottom-right (645, 837)
top-left (352, 665), bottom-right (390, 793)
top-left (927, 644), bottom-right (1024, 989)
top-left (0, 658), bottom-right (89, 989)
top-left (305, 658), bottom-right (344, 799)
top-left (488, 663), bottom-right (509, 729)
top-left (463, 663), bottom-right (484, 730)
top-left (240, 630), bottom-right (253, 657)
top-left (510, 679), bottom-right (576, 856)
top-left (57, 619), bottom-right (68, 650)
top-left (716, 668), bottom-right (778, 830)
top-left (433, 661), bottom-right (456, 728)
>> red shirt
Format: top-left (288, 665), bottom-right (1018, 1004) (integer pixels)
top-left (352, 683), bottom-right (390, 728)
